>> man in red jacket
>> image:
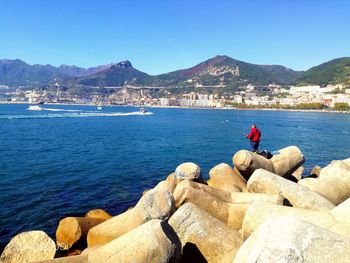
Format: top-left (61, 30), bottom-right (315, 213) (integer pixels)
top-left (246, 124), bottom-right (261, 153)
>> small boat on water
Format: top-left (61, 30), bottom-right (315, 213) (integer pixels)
top-left (97, 106), bottom-right (102, 110)
top-left (139, 108), bottom-right (148, 114)
top-left (28, 105), bottom-right (44, 111)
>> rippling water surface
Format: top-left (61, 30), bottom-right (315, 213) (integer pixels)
top-left (0, 104), bottom-right (350, 248)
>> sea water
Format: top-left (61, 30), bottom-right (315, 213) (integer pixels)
top-left (0, 104), bottom-right (350, 248)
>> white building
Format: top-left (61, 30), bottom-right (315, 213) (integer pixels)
top-left (331, 95), bottom-right (350, 107)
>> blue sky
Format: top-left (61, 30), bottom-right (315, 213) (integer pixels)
top-left (0, 0), bottom-right (349, 74)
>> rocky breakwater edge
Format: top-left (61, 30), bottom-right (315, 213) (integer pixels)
top-left (2, 146), bottom-right (350, 262)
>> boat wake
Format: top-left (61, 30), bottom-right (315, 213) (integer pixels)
top-left (1, 111), bottom-right (153, 120)
top-left (27, 106), bottom-right (82, 112)
top-left (42, 107), bottom-right (83, 112)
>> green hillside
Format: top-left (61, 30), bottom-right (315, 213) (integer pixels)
top-left (152, 55), bottom-right (301, 87)
top-left (298, 57), bottom-right (350, 86)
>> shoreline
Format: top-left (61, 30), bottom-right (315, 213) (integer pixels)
top-left (0, 101), bottom-right (349, 114)
top-left (147, 105), bottom-right (350, 114)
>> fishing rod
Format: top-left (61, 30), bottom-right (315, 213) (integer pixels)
top-left (232, 126), bottom-right (246, 137)
top-left (226, 121), bottom-right (246, 137)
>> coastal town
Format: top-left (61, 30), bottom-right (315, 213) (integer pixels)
top-left (1, 83), bottom-right (349, 111)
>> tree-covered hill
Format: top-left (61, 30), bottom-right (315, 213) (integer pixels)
top-left (298, 57), bottom-right (350, 86)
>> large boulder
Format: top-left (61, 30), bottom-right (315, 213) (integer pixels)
top-left (175, 162), bottom-right (202, 181)
top-left (298, 159), bottom-right (350, 205)
top-left (247, 169), bottom-right (335, 211)
top-left (234, 216), bottom-right (350, 263)
top-left (88, 219), bottom-right (181, 263)
top-left (87, 189), bottom-right (175, 247)
top-left (207, 163), bottom-right (247, 192)
top-left (56, 216), bottom-right (105, 250)
top-left (0, 231), bottom-right (56, 263)
top-left (241, 203), bottom-right (337, 240)
top-left (169, 203), bottom-right (242, 263)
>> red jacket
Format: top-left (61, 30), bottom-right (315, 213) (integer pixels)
top-left (247, 127), bottom-right (261, 142)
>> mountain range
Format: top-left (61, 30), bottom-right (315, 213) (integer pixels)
top-left (0, 56), bottom-right (349, 88)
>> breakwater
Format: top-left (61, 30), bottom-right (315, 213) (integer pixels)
top-left (2, 146), bottom-right (350, 262)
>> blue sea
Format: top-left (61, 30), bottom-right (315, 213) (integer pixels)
top-left (0, 104), bottom-right (350, 249)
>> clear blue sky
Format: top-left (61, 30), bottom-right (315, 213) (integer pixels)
top-left (0, 0), bottom-right (349, 74)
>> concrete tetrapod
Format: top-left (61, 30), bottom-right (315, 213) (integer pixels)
top-left (207, 163), bottom-right (247, 192)
top-left (87, 189), bottom-right (175, 247)
top-left (241, 203), bottom-right (337, 240)
top-left (232, 150), bottom-right (274, 181)
top-left (234, 216), bottom-right (350, 263)
top-left (169, 203), bottom-right (242, 263)
top-left (85, 209), bottom-right (112, 221)
top-left (56, 216), bottom-right (105, 250)
top-left (331, 197), bottom-right (350, 224)
top-left (269, 146), bottom-right (305, 176)
top-left (232, 146), bottom-right (305, 180)
top-left (175, 162), bottom-right (202, 181)
top-left (173, 180), bottom-right (249, 230)
top-left (0, 230), bottom-right (56, 263)
top-left (154, 179), bottom-right (176, 194)
top-left (175, 179), bottom-right (283, 206)
top-left (88, 219), bottom-right (181, 263)
top-left (40, 255), bottom-right (88, 263)
top-left (298, 159), bottom-right (350, 205)
top-left (247, 169), bottom-right (335, 211)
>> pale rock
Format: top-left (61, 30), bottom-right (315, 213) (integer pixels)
top-left (232, 150), bottom-right (274, 180)
top-left (234, 216), bottom-right (350, 263)
top-left (298, 159), bottom-right (350, 205)
top-left (0, 231), bottom-right (56, 263)
top-left (247, 169), bottom-right (335, 211)
top-left (241, 203), bottom-right (337, 240)
top-left (310, 165), bottom-right (322, 177)
top-left (175, 179), bottom-right (283, 206)
top-left (154, 179), bottom-right (176, 193)
top-left (85, 209), bottom-right (112, 221)
top-left (88, 219), bottom-right (181, 263)
top-left (169, 203), bottom-right (242, 263)
top-left (56, 216), bottom-right (104, 249)
top-left (208, 163), bottom-right (246, 192)
top-left (175, 162), bottom-right (202, 181)
top-left (87, 189), bottom-right (175, 246)
top-left (292, 165), bottom-right (304, 181)
top-left (270, 146), bottom-right (305, 176)
top-left (173, 180), bottom-right (249, 230)
top-left (232, 146), bottom-right (304, 180)
top-left (40, 255), bottom-right (88, 263)
top-left (331, 197), bottom-right (350, 224)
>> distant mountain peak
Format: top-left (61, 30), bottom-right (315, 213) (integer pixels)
top-left (110, 60), bottom-right (133, 70)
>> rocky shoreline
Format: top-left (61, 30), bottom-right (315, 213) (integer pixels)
top-left (1, 146), bottom-right (350, 262)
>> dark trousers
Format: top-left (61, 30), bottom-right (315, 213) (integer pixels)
top-left (250, 141), bottom-right (260, 152)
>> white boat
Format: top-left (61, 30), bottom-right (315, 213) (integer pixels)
top-left (97, 106), bottom-right (102, 110)
top-left (28, 105), bottom-right (43, 111)
top-left (139, 108), bottom-right (148, 114)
